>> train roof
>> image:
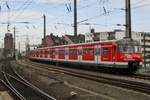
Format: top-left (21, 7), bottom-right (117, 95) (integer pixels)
top-left (36, 39), bottom-right (118, 50)
top-left (33, 39), bottom-right (140, 51)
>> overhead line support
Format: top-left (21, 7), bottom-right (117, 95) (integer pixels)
top-left (74, 0), bottom-right (77, 37)
top-left (125, 0), bottom-right (132, 39)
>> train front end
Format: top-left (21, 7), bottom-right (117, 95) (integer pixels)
top-left (117, 39), bottom-right (143, 73)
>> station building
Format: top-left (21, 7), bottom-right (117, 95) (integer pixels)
top-left (0, 48), bottom-right (4, 59)
top-left (4, 33), bottom-right (13, 57)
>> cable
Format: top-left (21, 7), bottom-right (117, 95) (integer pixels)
top-left (13, 0), bottom-right (30, 11)
top-left (132, 0), bottom-right (149, 6)
top-left (11, 0), bottom-right (33, 21)
top-left (132, 2), bottom-right (150, 9)
top-left (77, 9), bottom-right (122, 24)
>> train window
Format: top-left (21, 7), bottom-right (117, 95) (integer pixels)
top-left (43, 51), bottom-right (45, 54)
top-left (55, 50), bottom-right (58, 55)
top-left (83, 48), bottom-right (94, 55)
top-left (38, 50), bottom-right (41, 54)
top-left (103, 48), bottom-right (109, 55)
top-left (69, 49), bottom-right (77, 55)
top-left (40, 50), bottom-right (43, 54)
top-left (66, 49), bottom-right (68, 55)
top-left (38, 51), bottom-right (40, 54)
top-left (36, 51), bottom-right (39, 54)
top-left (51, 50), bottom-right (55, 55)
top-left (45, 50), bottom-right (49, 54)
top-left (78, 49), bottom-right (82, 55)
top-left (48, 50), bottom-right (50, 54)
top-left (119, 45), bottom-right (141, 54)
top-left (113, 47), bottom-right (116, 54)
top-left (59, 50), bottom-right (65, 55)
top-left (43, 50), bottom-right (45, 54)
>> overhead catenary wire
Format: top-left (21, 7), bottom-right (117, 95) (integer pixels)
top-left (10, 0), bottom-right (34, 22)
top-left (2, 0), bottom-right (149, 36)
top-left (132, 0), bottom-right (149, 6)
top-left (132, 2), bottom-right (150, 9)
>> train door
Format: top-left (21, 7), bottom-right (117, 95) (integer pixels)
top-left (112, 45), bottom-right (117, 62)
top-left (78, 47), bottom-right (82, 62)
top-left (50, 49), bottom-right (53, 61)
top-left (101, 46), bottom-right (113, 62)
top-left (48, 49), bottom-right (50, 61)
top-left (55, 48), bottom-right (58, 61)
top-left (94, 45), bottom-right (101, 64)
top-left (65, 48), bottom-right (69, 61)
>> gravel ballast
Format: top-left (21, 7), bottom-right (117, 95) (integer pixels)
top-left (12, 61), bottom-right (150, 100)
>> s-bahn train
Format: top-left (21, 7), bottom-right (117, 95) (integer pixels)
top-left (29, 39), bottom-right (143, 73)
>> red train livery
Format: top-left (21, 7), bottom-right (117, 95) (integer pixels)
top-left (29, 39), bottom-right (143, 73)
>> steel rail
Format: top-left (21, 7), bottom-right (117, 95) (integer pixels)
top-left (0, 79), bottom-right (26, 100)
top-left (1, 63), bottom-right (57, 100)
top-left (23, 61), bottom-right (150, 95)
top-left (133, 74), bottom-right (150, 81)
top-left (2, 72), bottom-right (27, 100)
top-left (3, 71), bottom-right (57, 100)
top-left (11, 67), bottom-right (57, 100)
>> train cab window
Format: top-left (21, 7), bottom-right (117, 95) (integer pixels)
top-left (103, 48), bottom-right (109, 55)
top-left (119, 45), bottom-right (141, 54)
top-left (117, 39), bottom-right (141, 54)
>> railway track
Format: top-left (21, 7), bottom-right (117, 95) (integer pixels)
top-left (0, 62), bottom-right (56, 100)
top-left (20, 60), bottom-right (150, 95)
top-left (0, 78), bottom-right (21, 100)
top-left (132, 74), bottom-right (150, 81)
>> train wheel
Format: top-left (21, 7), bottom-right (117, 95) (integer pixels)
top-left (128, 62), bottom-right (139, 74)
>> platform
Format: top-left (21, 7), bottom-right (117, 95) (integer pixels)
top-left (0, 91), bottom-right (13, 100)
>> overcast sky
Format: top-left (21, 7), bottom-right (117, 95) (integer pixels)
top-left (0, 0), bottom-right (150, 51)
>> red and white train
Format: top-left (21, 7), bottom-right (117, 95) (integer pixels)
top-left (29, 39), bottom-right (143, 73)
